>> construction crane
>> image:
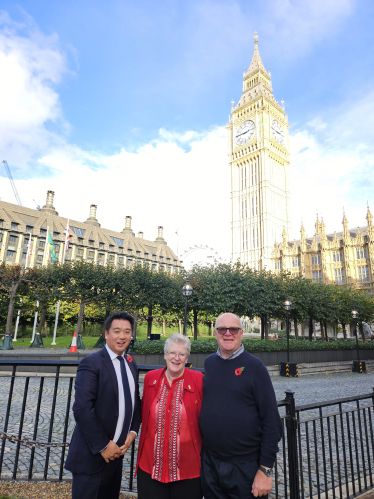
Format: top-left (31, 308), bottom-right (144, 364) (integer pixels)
top-left (2, 160), bottom-right (22, 206)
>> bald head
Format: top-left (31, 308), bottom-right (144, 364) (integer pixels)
top-left (215, 313), bottom-right (241, 329)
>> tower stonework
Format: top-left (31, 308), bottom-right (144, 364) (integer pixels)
top-left (228, 32), bottom-right (291, 269)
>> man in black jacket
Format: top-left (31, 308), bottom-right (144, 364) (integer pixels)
top-left (199, 312), bottom-right (282, 498)
top-left (65, 311), bottom-right (141, 499)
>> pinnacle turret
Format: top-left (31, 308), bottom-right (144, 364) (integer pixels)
top-left (245, 31), bottom-right (268, 77)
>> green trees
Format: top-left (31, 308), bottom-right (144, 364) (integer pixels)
top-left (1, 260), bottom-right (373, 341)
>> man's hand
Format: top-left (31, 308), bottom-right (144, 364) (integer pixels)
top-left (100, 440), bottom-right (121, 463)
top-left (252, 469), bottom-right (272, 497)
top-left (118, 432), bottom-right (137, 455)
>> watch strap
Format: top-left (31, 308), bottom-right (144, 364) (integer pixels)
top-left (259, 465), bottom-right (273, 477)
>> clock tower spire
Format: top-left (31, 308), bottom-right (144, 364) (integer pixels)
top-left (228, 32), bottom-right (291, 270)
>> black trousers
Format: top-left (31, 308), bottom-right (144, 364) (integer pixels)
top-left (72, 457), bottom-right (122, 499)
top-left (137, 466), bottom-right (203, 499)
top-left (201, 447), bottom-right (266, 499)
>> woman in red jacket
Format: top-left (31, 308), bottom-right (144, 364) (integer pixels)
top-left (136, 333), bottom-right (203, 499)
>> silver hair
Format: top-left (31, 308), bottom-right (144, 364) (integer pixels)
top-left (215, 313), bottom-right (242, 329)
top-left (164, 333), bottom-right (191, 356)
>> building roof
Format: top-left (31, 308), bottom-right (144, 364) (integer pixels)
top-left (0, 194), bottom-right (180, 262)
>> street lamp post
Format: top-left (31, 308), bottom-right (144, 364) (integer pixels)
top-left (351, 309), bottom-right (359, 362)
top-left (284, 297), bottom-right (292, 363)
top-left (182, 278), bottom-right (193, 336)
top-left (280, 296), bottom-right (298, 377)
top-left (351, 308), bottom-right (366, 373)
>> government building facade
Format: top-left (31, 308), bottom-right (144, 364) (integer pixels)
top-left (229, 32), bottom-right (291, 270)
top-left (271, 211), bottom-right (374, 292)
top-left (0, 190), bottom-right (182, 272)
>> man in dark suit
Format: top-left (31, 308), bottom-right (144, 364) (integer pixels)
top-left (65, 311), bottom-right (141, 499)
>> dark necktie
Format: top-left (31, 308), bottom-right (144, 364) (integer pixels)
top-left (117, 356), bottom-right (133, 446)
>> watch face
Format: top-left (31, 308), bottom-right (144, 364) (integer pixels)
top-left (271, 120), bottom-right (285, 144)
top-left (235, 120), bottom-right (255, 145)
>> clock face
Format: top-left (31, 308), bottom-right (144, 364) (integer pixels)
top-left (271, 120), bottom-right (285, 144)
top-left (235, 120), bottom-right (255, 145)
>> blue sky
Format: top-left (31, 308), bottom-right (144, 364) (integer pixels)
top-left (0, 0), bottom-right (373, 263)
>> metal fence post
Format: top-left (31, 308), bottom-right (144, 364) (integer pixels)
top-left (285, 389), bottom-right (300, 499)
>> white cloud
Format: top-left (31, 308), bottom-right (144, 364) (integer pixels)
top-left (0, 10), bottom-right (68, 171)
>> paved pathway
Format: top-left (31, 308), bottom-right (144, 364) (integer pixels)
top-left (1, 368), bottom-right (374, 496)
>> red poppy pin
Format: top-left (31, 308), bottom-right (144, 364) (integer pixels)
top-left (127, 355), bottom-right (133, 363)
top-left (235, 367), bottom-right (245, 376)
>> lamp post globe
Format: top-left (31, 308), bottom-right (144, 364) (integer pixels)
top-left (283, 297), bottom-right (292, 362)
top-left (182, 278), bottom-right (193, 336)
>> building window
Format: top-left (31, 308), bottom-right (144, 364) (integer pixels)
top-left (40, 229), bottom-right (46, 235)
top-left (292, 258), bottom-right (300, 267)
top-left (152, 264), bottom-right (157, 270)
top-left (159, 256), bottom-right (163, 261)
top-left (312, 271), bottom-right (322, 282)
top-left (144, 253), bottom-right (149, 259)
top-left (358, 266), bottom-right (369, 282)
top-left (77, 249), bottom-right (83, 256)
top-left (78, 237), bottom-right (83, 243)
top-left (274, 260), bottom-right (282, 270)
top-left (9, 235), bottom-right (17, 243)
top-left (88, 251), bottom-right (94, 258)
top-left (6, 250), bottom-right (15, 258)
top-left (23, 238), bottom-right (29, 246)
top-left (127, 248), bottom-right (132, 255)
top-left (356, 248), bottom-right (367, 259)
top-left (312, 255), bottom-right (321, 265)
top-left (99, 242), bottom-right (104, 249)
top-left (89, 240), bottom-right (94, 247)
top-left (37, 255), bottom-right (43, 262)
top-left (54, 244), bottom-right (60, 253)
top-left (334, 269), bottom-right (345, 284)
top-left (118, 257), bottom-right (124, 263)
top-left (333, 251), bottom-right (342, 262)
top-left (127, 258), bottom-right (133, 266)
top-left (0, 233), bottom-right (3, 242)
top-left (53, 232), bottom-right (59, 237)
top-left (109, 245), bottom-right (114, 250)
top-left (39, 240), bottom-right (45, 248)
top-left (26, 226), bottom-right (32, 233)
top-left (98, 253), bottom-right (104, 260)
top-left (11, 222), bottom-right (18, 229)
top-left (152, 254), bottom-right (156, 260)
top-left (22, 252), bottom-right (26, 260)
top-left (109, 255), bottom-right (114, 261)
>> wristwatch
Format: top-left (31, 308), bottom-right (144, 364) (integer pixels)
top-left (259, 465), bottom-right (273, 477)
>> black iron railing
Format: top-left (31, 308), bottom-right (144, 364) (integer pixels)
top-left (1, 359), bottom-right (374, 498)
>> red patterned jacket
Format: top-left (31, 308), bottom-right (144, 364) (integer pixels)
top-left (135, 367), bottom-right (203, 477)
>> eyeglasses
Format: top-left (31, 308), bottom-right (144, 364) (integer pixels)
top-left (167, 351), bottom-right (187, 359)
top-left (216, 327), bottom-right (242, 335)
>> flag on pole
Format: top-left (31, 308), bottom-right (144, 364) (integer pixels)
top-left (25, 235), bottom-right (32, 268)
top-left (64, 220), bottom-right (70, 251)
top-left (47, 230), bottom-right (58, 263)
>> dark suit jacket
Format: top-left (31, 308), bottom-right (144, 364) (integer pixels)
top-left (65, 347), bottom-right (141, 475)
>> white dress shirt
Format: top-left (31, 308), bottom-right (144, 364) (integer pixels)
top-left (105, 344), bottom-right (136, 443)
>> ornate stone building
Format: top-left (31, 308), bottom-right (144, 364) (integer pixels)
top-left (271, 209), bottom-right (374, 292)
top-left (229, 32), bottom-right (291, 270)
top-left (0, 190), bottom-right (181, 271)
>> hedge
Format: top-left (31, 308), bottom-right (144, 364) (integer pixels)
top-left (132, 338), bottom-right (374, 355)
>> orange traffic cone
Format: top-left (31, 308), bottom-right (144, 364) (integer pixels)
top-left (270, 332), bottom-right (274, 340)
top-left (276, 332), bottom-right (279, 340)
top-left (69, 331), bottom-right (78, 353)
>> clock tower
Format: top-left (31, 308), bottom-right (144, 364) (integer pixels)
top-left (228, 32), bottom-right (291, 270)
